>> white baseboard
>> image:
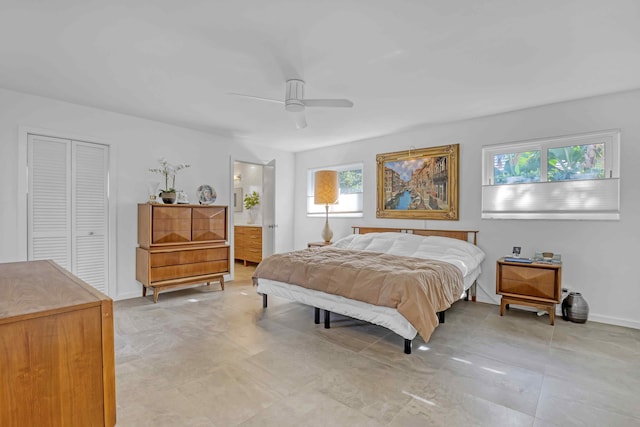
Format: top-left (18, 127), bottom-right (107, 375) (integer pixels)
top-left (588, 314), bottom-right (640, 330)
top-left (114, 291), bottom-right (141, 301)
top-left (472, 287), bottom-right (640, 330)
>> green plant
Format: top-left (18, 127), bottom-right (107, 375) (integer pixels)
top-left (243, 191), bottom-right (260, 210)
top-left (149, 158), bottom-right (190, 192)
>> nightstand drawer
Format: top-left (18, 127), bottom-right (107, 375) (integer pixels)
top-left (500, 265), bottom-right (556, 300)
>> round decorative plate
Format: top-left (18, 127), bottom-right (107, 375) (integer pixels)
top-left (197, 184), bottom-right (217, 205)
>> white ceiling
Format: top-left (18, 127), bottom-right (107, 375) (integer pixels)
top-left (1, 0), bottom-right (640, 152)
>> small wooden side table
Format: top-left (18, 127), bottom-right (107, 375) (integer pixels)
top-left (307, 241), bottom-right (332, 248)
top-left (496, 258), bottom-right (562, 325)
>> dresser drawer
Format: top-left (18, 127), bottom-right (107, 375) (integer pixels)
top-left (151, 260), bottom-right (229, 282)
top-left (150, 247), bottom-right (228, 267)
top-left (244, 248), bottom-right (262, 263)
top-left (245, 239), bottom-right (261, 250)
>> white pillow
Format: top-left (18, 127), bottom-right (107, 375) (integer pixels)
top-left (331, 232), bottom-right (485, 276)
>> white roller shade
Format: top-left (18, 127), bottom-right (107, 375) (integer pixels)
top-left (482, 179), bottom-right (620, 220)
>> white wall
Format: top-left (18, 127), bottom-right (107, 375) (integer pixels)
top-left (294, 89), bottom-right (640, 330)
top-left (0, 88), bottom-right (295, 300)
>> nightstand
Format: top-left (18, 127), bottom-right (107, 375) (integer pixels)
top-left (307, 241), bottom-right (331, 248)
top-left (496, 258), bottom-right (562, 325)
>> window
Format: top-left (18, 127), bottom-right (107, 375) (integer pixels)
top-left (482, 130), bottom-right (620, 220)
top-left (307, 163), bottom-right (364, 217)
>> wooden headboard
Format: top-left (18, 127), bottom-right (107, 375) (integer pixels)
top-left (352, 226), bottom-right (478, 245)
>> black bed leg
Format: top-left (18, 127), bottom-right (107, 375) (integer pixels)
top-left (437, 311), bottom-right (445, 323)
top-left (404, 339), bottom-right (412, 354)
top-left (314, 307), bottom-right (320, 324)
top-left (324, 310), bottom-right (330, 329)
top-left (262, 294), bottom-right (268, 308)
top-left (464, 289), bottom-right (469, 301)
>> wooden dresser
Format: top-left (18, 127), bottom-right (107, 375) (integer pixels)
top-left (234, 225), bottom-right (262, 265)
top-left (496, 258), bottom-right (562, 325)
top-left (0, 260), bottom-right (116, 427)
top-left (136, 204), bottom-right (230, 302)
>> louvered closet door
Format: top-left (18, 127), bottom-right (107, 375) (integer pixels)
top-left (72, 141), bottom-right (109, 293)
top-left (28, 135), bottom-right (72, 269)
top-left (28, 135), bottom-right (109, 294)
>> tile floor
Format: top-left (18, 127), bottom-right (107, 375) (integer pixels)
top-left (114, 263), bottom-right (640, 426)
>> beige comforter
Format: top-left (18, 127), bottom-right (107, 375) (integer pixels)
top-left (253, 247), bottom-right (464, 341)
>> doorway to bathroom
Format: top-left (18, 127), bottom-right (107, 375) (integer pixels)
top-left (232, 160), bottom-right (276, 274)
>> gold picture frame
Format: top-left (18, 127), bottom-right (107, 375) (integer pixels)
top-left (376, 144), bottom-right (459, 220)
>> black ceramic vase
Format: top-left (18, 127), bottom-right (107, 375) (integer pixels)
top-left (561, 292), bottom-right (589, 323)
top-left (159, 191), bottom-right (177, 204)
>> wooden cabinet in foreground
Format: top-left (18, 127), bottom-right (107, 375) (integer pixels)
top-left (136, 204), bottom-right (230, 302)
top-left (496, 258), bottom-right (562, 325)
top-left (0, 260), bottom-right (116, 427)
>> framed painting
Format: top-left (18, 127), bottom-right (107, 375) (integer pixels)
top-left (376, 144), bottom-right (459, 220)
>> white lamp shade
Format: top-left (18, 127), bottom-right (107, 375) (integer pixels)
top-left (314, 170), bottom-right (339, 204)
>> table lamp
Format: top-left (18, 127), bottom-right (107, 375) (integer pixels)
top-left (314, 170), bottom-right (339, 243)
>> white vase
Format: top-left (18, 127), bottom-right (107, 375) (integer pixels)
top-left (247, 208), bottom-right (255, 224)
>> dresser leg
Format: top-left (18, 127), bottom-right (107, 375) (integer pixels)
top-left (220, 276), bottom-right (225, 291)
top-left (142, 286), bottom-right (147, 297)
top-left (153, 288), bottom-right (159, 303)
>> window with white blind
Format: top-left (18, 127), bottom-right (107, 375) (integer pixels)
top-left (307, 163), bottom-right (364, 217)
top-left (481, 130), bottom-right (620, 220)
top-left (28, 134), bottom-right (110, 293)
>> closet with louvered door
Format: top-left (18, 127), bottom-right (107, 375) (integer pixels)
top-left (27, 134), bottom-right (110, 295)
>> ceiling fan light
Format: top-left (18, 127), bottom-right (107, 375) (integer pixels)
top-left (293, 112), bottom-right (307, 129)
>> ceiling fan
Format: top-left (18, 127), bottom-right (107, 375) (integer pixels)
top-left (230, 79), bottom-right (354, 129)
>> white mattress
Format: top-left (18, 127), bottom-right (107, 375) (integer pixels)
top-left (256, 233), bottom-right (485, 341)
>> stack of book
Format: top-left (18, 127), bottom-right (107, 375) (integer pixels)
top-left (503, 257), bottom-right (533, 263)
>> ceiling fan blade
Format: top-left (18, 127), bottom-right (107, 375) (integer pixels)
top-left (303, 99), bottom-right (354, 108)
top-left (293, 111), bottom-right (307, 129)
top-left (227, 93), bottom-right (284, 104)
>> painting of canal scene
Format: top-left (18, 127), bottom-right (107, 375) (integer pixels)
top-left (376, 144), bottom-right (459, 220)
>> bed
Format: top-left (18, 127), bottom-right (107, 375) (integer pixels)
top-left (254, 227), bottom-right (484, 354)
